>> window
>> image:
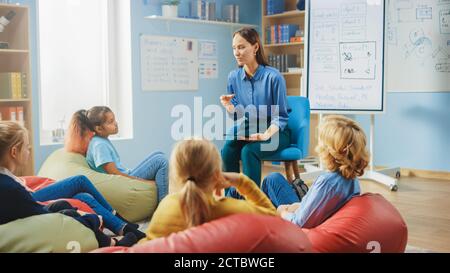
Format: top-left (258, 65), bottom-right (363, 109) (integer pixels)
top-left (37, 0), bottom-right (132, 145)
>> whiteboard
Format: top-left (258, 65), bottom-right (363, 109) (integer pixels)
top-left (306, 0), bottom-right (386, 113)
top-left (140, 35), bottom-right (198, 91)
top-left (386, 0), bottom-right (450, 92)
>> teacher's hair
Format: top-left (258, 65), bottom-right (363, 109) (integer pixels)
top-left (233, 27), bottom-right (269, 66)
top-left (315, 115), bottom-right (370, 180)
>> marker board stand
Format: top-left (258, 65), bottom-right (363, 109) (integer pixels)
top-left (300, 115), bottom-right (400, 191)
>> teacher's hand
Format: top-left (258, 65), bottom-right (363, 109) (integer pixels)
top-left (240, 133), bottom-right (271, 142)
top-left (220, 94), bottom-right (235, 112)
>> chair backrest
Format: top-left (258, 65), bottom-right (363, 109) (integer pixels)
top-left (287, 96), bottom-right (310, 158)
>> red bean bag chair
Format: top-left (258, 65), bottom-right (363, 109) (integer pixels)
top-left (302, 193), bottom-right (408, 253)
top-left (21, 176), bottom-right (95, 214)
top-left (91, 213), bottom-right (312, 253)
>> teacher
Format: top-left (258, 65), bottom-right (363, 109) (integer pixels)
top-left (220, 27), bottom-right (290, 189)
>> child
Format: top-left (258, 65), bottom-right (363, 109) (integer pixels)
top-left (65, 110), bottom-right (95, 156)
top-left (141, 138), bottom-right (276, 242)
top-left (261, 115), bottom-right (369, 229)
top-left (85, 106), bottom-right (168, 202)
top-left (0, 121), bottom-right (138, 248)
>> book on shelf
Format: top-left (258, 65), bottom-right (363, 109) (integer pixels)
top-left (266, 24), bottom-right (300, 44)
top-left (268, 54), bottom-right (298, 73)
top-left (266, 0), bottom-right (285, 15)
top-left (287, 67), bottom-right (303, 73)
top-left (0, 106), bottom-right (25, 126)
top-left (0, 72), bottom-right (28, 99)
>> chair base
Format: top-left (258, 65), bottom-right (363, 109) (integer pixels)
top-left (300, 164), bottom-right (325, 182)
top-left (362, 169), bottom-right (400, 191)
top-left (299, 164), bottom-right (400, 192)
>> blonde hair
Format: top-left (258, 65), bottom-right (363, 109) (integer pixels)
top-left (315, 115), bottom-right (369, 180)
top-left (170, 138), bottom-right (222, 228)
top-left (0, 121), bottom-right (28, 159)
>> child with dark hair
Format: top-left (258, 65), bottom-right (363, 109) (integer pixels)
top-left (85, 106), bottom-right (169, 202)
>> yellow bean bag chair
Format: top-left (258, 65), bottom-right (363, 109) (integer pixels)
top-left (38, 149), bottom-right (157, 222)
top-left (0, 214), bottom-right (98, 253)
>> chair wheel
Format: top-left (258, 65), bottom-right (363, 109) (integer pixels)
top-left (390, 185), bottom-right (398, 192)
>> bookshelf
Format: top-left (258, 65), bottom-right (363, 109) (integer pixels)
top-left (145, 15), bottom-right (258, 29)
top-left (0, 4), bottom-right (34, 175)
top-left (262, 0), bottom-right (305, 97)
top-left (262, 0), bottom-right (318, 157)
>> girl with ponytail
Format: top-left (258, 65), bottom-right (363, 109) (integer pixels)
top-left (260, 115), bottom-right (369, 229)
top-left (64, 109), bottom-right (95, 156)
top-left (142, 138), bottom-right (277, 241)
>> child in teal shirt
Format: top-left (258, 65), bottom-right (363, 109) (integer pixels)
top-left (85, 106), bottom-right (168, 202)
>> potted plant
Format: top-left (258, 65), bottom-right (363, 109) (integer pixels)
top-left (161, 0), bottom-right (180, 18)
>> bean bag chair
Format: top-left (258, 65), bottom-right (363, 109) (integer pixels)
top-left (38, 149), bottom-right (157, 222)
top-left (92, 214), bottom-right (312, 253)
top-left (302, 193), bottom-right (408, 253)
top-left (21, 176), bottom-right (95, 214)
top-left (0, 214), bottom-right (98, 253)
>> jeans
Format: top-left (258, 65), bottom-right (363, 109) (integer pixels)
top-left (222, 129), bottom-right (291, 187)
top-left (261, 172), bottom-right (300, 208)
top-left (32, 175), bottom-right (126, 235)
top-left (129, 151), bottom-right (169, 202)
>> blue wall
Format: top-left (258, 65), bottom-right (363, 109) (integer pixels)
top-left (20, 0), bottom-right (449, 173)
top-left (354, 92), bottom-right (450, 172)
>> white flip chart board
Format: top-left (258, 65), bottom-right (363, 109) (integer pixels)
top-left (140, 35), bottom-right (198, 91)
top-left (386, 0), bottom-right (450, 92)
top-left (307, 0), bottom-right (386, 113)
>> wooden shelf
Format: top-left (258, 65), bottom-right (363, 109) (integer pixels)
top-left (0, 49), bottom-right (29, 54)
top-left (264, 42), bottom-right (304, 48)
top-left (281, 72), bottom-right (302, 76)
top-left (0, 98), bottom-right (30, 102)
top-left (264, 10), bottom-right (305, 19)
top-left (145, 15), bottom-right (258, 28)
top-left (0, 3), bottom-right (34, 175)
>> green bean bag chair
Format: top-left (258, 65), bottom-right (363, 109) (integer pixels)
top-left (38, 149), bottom-right (157, 222)
top-left (0, 214), bottom-right (98, 253)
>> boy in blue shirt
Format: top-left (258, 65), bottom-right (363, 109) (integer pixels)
top-left (261, 115), bottom-right (369, 228)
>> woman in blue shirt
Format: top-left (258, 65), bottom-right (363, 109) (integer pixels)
top-left (220, 28), bottom-right (290, 190)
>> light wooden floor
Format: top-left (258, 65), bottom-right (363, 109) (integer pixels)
top-left (262, 166), bottom-right (450, 253)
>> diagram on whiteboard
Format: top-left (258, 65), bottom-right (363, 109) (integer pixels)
top-left (386, 0), bottom-right (450, 91)
top-left (340, 42), bottom-right (376, 79)
top-left (307, 0), bottom-right (384, 112)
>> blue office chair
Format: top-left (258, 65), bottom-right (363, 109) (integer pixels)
top-left (261, 96), bottom-right (310, 182)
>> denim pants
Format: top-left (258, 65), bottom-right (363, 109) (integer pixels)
top-left (261, 172), bottom-right (300, 208)
top-left (129, 151), bottom-right (169, 202)
top-left (222, 129), bottom-right (291, 187)
top-left (32, 175), bottom-right (126, 235)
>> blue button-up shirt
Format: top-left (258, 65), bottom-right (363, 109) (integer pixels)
top-left (283, 171), bottom-right (361, 229)
top-left (227, 65), bottom-right (290, 131)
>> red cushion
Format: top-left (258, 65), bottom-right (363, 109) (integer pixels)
top-left (302, 193), bottom-right (408, 253)
top-left (92, 214), bottom-right (312, 253)
top-left (21, 176), bottom-right (95, 214)
top-left (21, 176), bottom-right (56, 191)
